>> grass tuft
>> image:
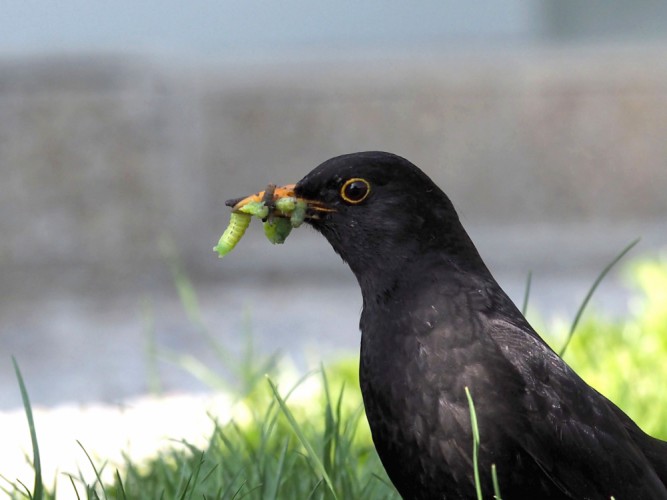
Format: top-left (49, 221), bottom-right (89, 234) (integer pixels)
top-left (267, 376), bottom-right (338, 499)
top-left (5, 250), bottom-right (667, 498)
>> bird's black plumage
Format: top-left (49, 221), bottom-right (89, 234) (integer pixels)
top-left (292, 151), bottom-right (667, 499)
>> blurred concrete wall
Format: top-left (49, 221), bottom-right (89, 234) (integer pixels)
top-left (2, 47), bottom-right (667, 300)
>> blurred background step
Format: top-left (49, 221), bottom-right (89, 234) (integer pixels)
top-left (1, 1), bottom-right (667, 410)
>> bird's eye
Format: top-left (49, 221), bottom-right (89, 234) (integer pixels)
top-left (340, 178), bottom-right (370, 204)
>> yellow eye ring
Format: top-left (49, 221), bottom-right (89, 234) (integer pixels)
top-left (340, 178), bottom-right (371, 204)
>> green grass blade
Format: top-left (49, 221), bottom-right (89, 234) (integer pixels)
top-left (306, 478), bottom-right (324, 499)
top-left (12, 356), bottom-right (43, 500)
top-left (114, 469), bottom-right (127, 500)
top-left (183, 452), bottom-right (205, 500)
top-left (267, 377), bottom-right (338, 500)
top-left (264, 438), bottom-right (290, 500)
top-left (15, 479), bottom-right (33, 499)
top-left (160, 350), bottom-right (230, 390)
top-left (464, 387), bottom-right (482, 500)
top-left (65, 474), bottom-right (81, 500)
top-left (76, 440), bottom-right (108, 500)
top-left (321, 367), bottom-right (336, 479)
top-left (521, 271), bottom-right (532, 316)
top-left (559, 238), bottom-right (640, 357)
top-left (0, 477), bottom-right (16, 497)
top-left (491, 463), bottom-right (502, 500)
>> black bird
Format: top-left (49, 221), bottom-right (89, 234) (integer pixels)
top-left (230, 152), bottom-right (667, 499)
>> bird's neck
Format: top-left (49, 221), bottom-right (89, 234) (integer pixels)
top-left (354, 241), bottom-right (492, 310)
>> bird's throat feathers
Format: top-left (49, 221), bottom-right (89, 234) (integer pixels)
top-left (312, 198), bottom-right (490, 304)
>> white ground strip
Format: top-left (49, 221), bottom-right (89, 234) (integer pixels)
top-left (1, 371), bottom-right (323, 499)
top-left (0, 392), bottom-right (233, 499)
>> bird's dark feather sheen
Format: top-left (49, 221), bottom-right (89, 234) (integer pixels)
top-left (294, 151), bottom-right (667, 499)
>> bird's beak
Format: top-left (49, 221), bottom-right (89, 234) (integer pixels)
top-left (225, 184), bottom-right (297, 212)
top-left (225, 183), bottom-right (333, 219)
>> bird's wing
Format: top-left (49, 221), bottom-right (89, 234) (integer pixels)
top-left (609, 403), bottom-right (667, 488)
top-left (489, 317), bottom-right (667, 499)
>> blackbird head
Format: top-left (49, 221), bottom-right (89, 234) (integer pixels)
top-left (227, 151), bottom-right (489, 297)
top-left (292, 151), bottom-right (489, 294)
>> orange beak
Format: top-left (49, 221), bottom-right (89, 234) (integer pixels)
top-left (225, 183), bottom-right (334, 218)
top-left (225, 184), bottom-right (297, 211)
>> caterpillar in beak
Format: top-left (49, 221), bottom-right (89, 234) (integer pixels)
top-left (213, 212), bottom-right (252, 258)
top-left (213, 185), bottom-right (308, 258)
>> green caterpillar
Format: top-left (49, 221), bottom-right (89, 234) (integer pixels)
top-left (214, 196), bottom-right (307, 258)
top-left (275, 197), bottom-right (307, 228)
top-left (263, 217), bottom-right (293, 244)
top-left (213, 212), bottom-right (252, 257)
top-left (238, 201), bottom-right (269, 218)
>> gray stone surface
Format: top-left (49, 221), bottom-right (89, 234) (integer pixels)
top-left (1, 47), bottom-right (667, 408)
top-left (2, 48), bottom-right (667, 296)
